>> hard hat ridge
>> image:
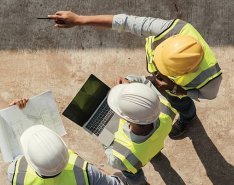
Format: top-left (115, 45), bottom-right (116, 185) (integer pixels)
top-left (121, 94), bottom-right (155, 109)
top-left (20, 125), bottom-right (69, 177)
top-left (154, 35), bottom-right (204, 76)
top-left (107, 83), bottom-right (160, 125)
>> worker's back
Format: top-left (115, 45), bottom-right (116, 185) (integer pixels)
top-left (12, 150), bottom-right (88, 185)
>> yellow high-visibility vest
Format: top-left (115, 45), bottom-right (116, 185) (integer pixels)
top-left (145, 19), bottom-right (222, 98)
top-left (112, 99), bottom-right (176, 174)
top-left (12, 150), bottom-right (89, 185)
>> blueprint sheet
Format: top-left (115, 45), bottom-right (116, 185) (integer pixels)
top-left (0, 91), bottom-right (66, 162)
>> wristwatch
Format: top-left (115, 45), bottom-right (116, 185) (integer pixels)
top-left (172, 84), bottom-right (177, 94)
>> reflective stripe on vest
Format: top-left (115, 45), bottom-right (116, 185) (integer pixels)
top-left (112, 101), bottom-right (173, 174)
top-left (13, 156), bottom-right (28, 185)
top-left (13, 150), bottom-right (89, 185)
top-left (184, 63), bottom-right (221, 89)
top-left (159, 99), bottom-right (177, 121)
top-left (150, 20), bottom-right (187, 50)
top-left (145, 19), bottom-right (222, 95)
top-left (113, 142), bottom-right (143, 170)
top-left (74, 156), bottom-right (89, 185)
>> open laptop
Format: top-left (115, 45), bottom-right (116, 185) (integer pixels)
top-left (63, 74), bottom-right (119, 147)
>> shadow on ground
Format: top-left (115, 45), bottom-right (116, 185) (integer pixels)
top-left (151, 152), bottom-right (186, 185)
top-left (150, 117), bottom-right (234, 185)
top-left (173, 117), bottom-right (234, 185)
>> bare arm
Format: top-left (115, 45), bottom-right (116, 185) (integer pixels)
top-left (48, 11), bottom-right (113, 28)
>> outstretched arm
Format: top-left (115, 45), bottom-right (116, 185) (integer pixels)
top-left (48, 11), bottom-right (174, 37)
top-left (48, 11), bottom-right (113, 28)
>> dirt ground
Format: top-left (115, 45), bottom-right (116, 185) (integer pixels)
top-left (0, 46), bottom-right (233, 185)
top-left (0, 0), bottom-right (234, 184)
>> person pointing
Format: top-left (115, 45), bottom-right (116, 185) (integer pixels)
top-left (48, 11), bottom-right (222, 139)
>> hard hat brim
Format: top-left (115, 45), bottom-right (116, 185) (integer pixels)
top-left (107, 84), bottom-right (126, 117)
top-left (154, 45), bottom-right (171, 76)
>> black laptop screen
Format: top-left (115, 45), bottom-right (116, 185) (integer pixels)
top-left (63, 74), bottom-right (110, 126)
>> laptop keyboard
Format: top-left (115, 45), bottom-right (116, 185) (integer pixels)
top-left (86, 100), bottom-right (114, 136)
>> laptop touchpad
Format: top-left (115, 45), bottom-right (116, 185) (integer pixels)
top-left (98, 128), bottom-right (114, 147)
top-left (105, 113), bottom-right (119, 133)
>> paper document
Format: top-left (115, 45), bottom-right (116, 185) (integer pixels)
top-left (0, 91), bottom-right (66, 162)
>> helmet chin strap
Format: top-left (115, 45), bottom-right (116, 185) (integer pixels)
top-left (36, 171), bottom-right (61, 179)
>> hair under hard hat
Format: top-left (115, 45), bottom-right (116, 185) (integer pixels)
top-left (20, 125), bottom-right (69, 177)
top-left (107, 83), bottom-right (160, 125)
top-left (154, 35), bottom-right (204, 76)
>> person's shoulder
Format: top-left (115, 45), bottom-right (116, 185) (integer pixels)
top-left (7, 155), bottom-right (24, 184)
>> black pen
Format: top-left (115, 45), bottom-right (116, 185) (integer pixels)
top-left (37, 17), bottom-right (53, 19)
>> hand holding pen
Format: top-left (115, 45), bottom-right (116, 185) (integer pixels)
top-left (47, 11), bottom-right (81, 28)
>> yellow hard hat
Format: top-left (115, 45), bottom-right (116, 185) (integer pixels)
top-left (154, 35), bottom-right (204, 76)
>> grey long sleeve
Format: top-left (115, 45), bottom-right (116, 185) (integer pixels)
top-left (112, 14), bottom-right (174, 37)
top-left (87, 164), bottom-right (124, 185)
top-left (187, 76), bottom-right (222, 100)
top-left (126, 74), bottom-right (222, 100)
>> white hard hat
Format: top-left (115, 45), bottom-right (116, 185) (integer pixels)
top-left (20, 125), bottom-right (69, 177)
top-left (107, 83), bottom-right (160, 125)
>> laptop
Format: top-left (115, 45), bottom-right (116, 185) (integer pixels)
top-left (63, 74), bottom-right (119, 147)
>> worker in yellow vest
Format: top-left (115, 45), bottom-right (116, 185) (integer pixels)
top-left (48, 12), bottom-right (222, 139)
top-left (105, 83), bottom-right (176, 185)
top-left (7, 100), bottom-right (125, 185)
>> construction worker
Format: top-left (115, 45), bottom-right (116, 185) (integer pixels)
top-left (7, 99), bottom-right (125, 185)
top-left (48, 12), bottom-right (222, 138)
top-left (105, 83), bottom-right (176, 185)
